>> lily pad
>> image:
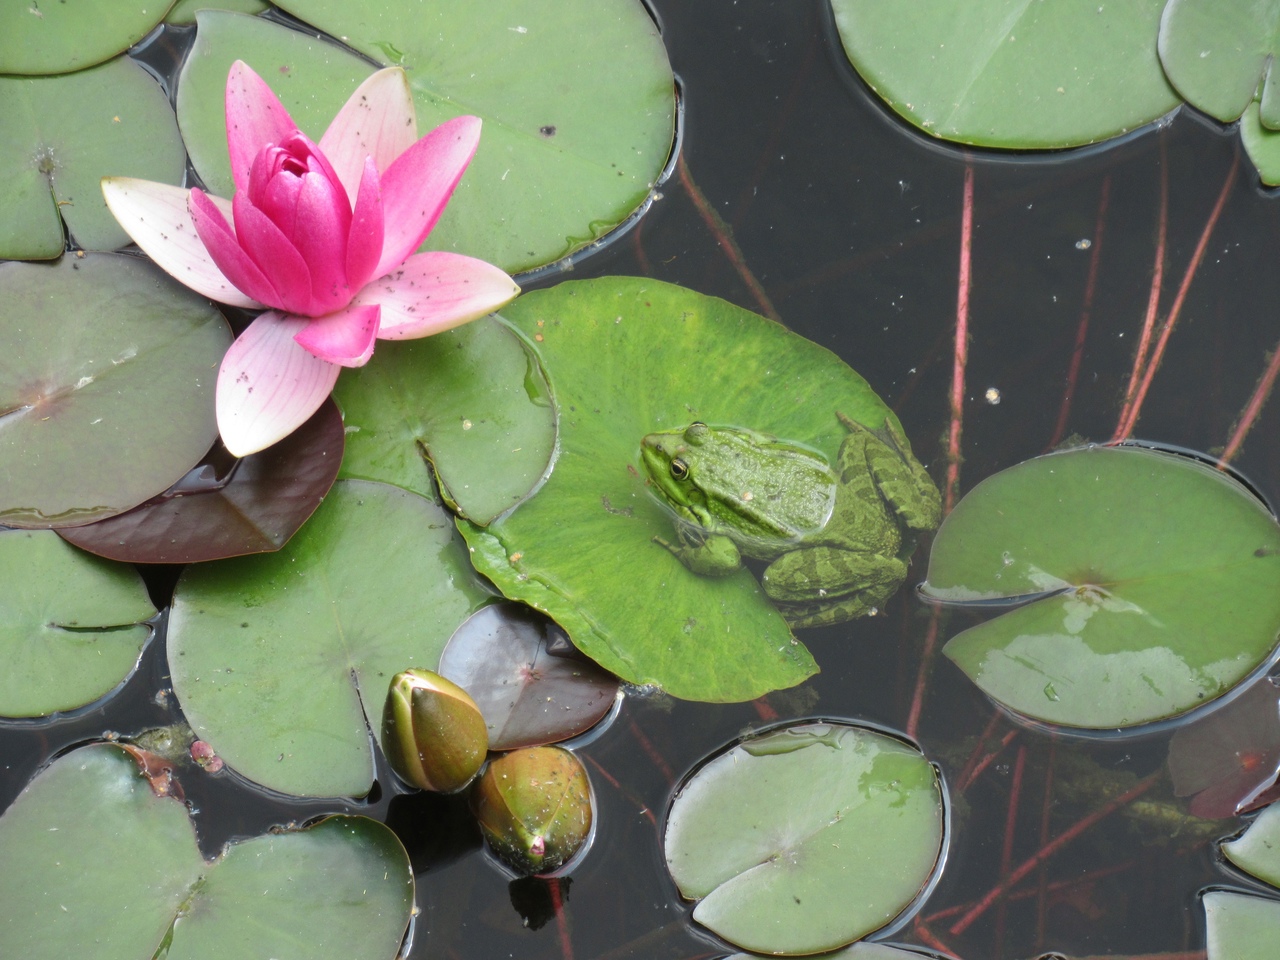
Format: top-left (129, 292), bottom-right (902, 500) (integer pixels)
top-left (1239, 99), bottom-right (1280, 185)
top-left (1223, 801), bottom-right (1280, 887)
top-left (167, 479), bottom-right (491, 797)
top-left (830, 0), bottom-right (1180, 148)
top-left (167, 0), bottom-right (268, 24)
top-left (58, 398), bottom-right (344, 563)
top-left (0, 743), bottom-right (413, 960)
top-left (176, 4), bottom-right (674, 274)
top-left (0, 254), bottom-right (231, 528)
top-left (726, 946), bottom-right (936, 960)
top-left (1204, 890), bottom-right (1280, 960)
top-left (333, 318), bottom-right (556, 523)
top-left (664, 722), bottom-right (944, 955)
top-left (437, 602), bottom-right (619, 750)
top-left (923, 445), bottom-right (1280, 729)
top-left (458, 278), bottom-right (914, 702)
top-left (0, 1), bottom-right (172, 75)
top-left (0, 57), bottom-right (186, 259)
top-left (0, 529), bottom-right (155, 717)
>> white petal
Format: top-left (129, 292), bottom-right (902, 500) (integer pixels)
top-left (354, 252), bottom-right (519, 340)
top-left (319, 67), bottom-right (418, 204)
top-left (102, 178), bottom-right (262, 308)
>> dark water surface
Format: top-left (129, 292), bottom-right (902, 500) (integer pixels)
top-left (9, 1), bottom-right (1280, 958)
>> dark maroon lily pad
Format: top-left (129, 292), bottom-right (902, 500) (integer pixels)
top-left (1168, 675), bottom-right (1280, 819)
top-left (438, 603), bottom-right (619, 751)
top-left (59, 399), bottom-right (343, 563)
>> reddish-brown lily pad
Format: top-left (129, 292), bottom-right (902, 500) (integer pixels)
top-left (59, 399), bottom-right (343, 563)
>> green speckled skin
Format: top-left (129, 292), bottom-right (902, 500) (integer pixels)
top-left (641, 414), bottom-right (941, 627)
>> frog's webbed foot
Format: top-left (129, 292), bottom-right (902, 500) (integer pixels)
top-left (652, 526), bottom-right (743, 577)
top-left (837, 412), bottom-right (941, 533)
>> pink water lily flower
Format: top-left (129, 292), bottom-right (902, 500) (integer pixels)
top-left (102, 61), bottom-right (519, 456)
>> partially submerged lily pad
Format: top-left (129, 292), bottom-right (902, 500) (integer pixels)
top-left (0, 0), bottom-right (171, 75)
top-left (0, 57), bottom-right (186, 259)
top-left (458, 278), bottom-right (916, 702)
top-left (923, 445), bottom-right (1280, 729)
top-left (0, 255), bottom-right (231, 528)
top-left (59, 399), bottom-right (344, 563)
top-left (664, 722), bottom-right (944, 955)
top-left (333, 318), bottom-right (556, 523)
top-left (1223, 801), bottom-right (1280, 887)
top-left (0, 743), bottom-right (413, 960)
top-left (726, 946), bottom-right (937, 960)
top-left (830, 0), bottom-right (1179, 149)
top-left (1204, 889), bottom-right (1280, 960)
top-left (168, 480), bottom-right (490, 797)
top-left (0, 529), bottom-right (155, 717)
top-left (177, 4), bottom-right (674, 275)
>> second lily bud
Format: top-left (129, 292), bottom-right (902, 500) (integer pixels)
top-left (381, 669), bottom-right (488, 793)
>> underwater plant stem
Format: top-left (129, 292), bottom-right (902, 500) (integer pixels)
top-left (956, 728), bottom-right (1018, 795)
top-left (1115, 153), bottom-right (1239, 441)
top-left (924, 859), bottom-right (1136, 923)
top-left (1036, 742), bottom-right (1056, 948)
top-left (905, 609), bottom-right (941, 741)
top-left (954, 711), bottom-right (1002, 789)
top-left (627, 718), bottom-right (676, 784)
top-left (548, 878), bottom-right (574, 960)
top-left (1049, 175), bottom-right (1110, 449)
top-left (945, 164), bottom-right (974, 514)
top-left (948, 769), bottom-right (1161, 936)
top-left (1220, 333), bottom-right (1280, 466)
top-left (583, 754), bottom-right (657, 827)
top-left (676, 154), bottom-right (782, 322)
top-left (911, 917), bottom-right (958, 955)
top-left (995, 745), bottom-right (1028, 956)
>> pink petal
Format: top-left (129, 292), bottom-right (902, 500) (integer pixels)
top-left (225, 60), bottom-right (299, 195)
top-left (375, 115), bottom-right (482, 277)
top-left (188, 187), bottom-right (282, 308)
top-left (101, 178), bottom-right (262, 308)
top-left (319, 67), bottom-right (418, 202)
top-left (355, 252), bottom-right (519, 340)
top-left (216, 311), bottom-right (342, 457)
top-left (345, 157), bottom-right (385, 290)
top-left (293, 303), bottom-right (381, 367)
top-left (230, 192), bottom-right (314, 315)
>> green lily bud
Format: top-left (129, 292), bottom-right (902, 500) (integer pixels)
top-left (472, 745), bottom-right (593, 876)
top-left (381, 669), bottom-right (488, 793)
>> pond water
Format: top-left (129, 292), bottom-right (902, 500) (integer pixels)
top-left (5, 0), bottom-right (1280, 958)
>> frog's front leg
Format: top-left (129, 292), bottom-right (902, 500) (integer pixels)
top-left (653, 524), bottom-right (743, 576)
top-left (760, 546), bottom-right (906, 611)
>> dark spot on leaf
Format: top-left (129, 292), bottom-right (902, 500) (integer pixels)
top-left (539, 125), bottom-right (557, 137)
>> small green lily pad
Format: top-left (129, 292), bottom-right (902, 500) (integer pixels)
top-left (168, 480), bottom-right (491, 798)
top-left (923, 445), bottom-right (1280, 728)
top-left (457, 278), bottom-right (915, 702)
top-left (0, 743), bottom-right (413, 960)
top-left (665, 722), bottom-right (944, 955)
top-left (830, 0), bottom-right (1180, 149)
top-left (1239, 99), bottom-right (1280, 185)
top-left (0, 529), bottom-right (155, 717)
top-left (1223, 802), bottom-right (1280, 887)
top-left (0, 57), bottom-right (186, 259)
top-left (333, 318), bottom-right (556, 524)
top-left (177, 4), bottom-right (674, 275)
top-left (726, 945), bottom-right (936, 960)
top-left (0, 254), bottom-right (231, 528)
top-left (0, 0), bottom-right (172, 75)
top-left (1204, 890), bottom-right (1280, 960)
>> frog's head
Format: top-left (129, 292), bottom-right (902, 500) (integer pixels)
top-left (640, 422), bottom-right (716, 524)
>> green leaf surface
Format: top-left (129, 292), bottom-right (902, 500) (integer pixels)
top-left (0, 744), bottom-right (413, 960)
top-left (0, 0), bottom-right (172, 75)
top-left (1159, 0), bottom-right (1280, 125)
top-left (1239, 99), bottom-right (1280, 185)
top-left (0, 254), bottom-right (231, 528)
top-left (726, 945), bottom-right (936, 960)
top-left (177, 4), bottom-right (674, 274)
top-left (458, 278), bottom-right (911, 702)
top-left (923, 446), bottom-right (1280, 728)
top-left (168, 480), bottom-right (491, 797)
top-left (334, 318), bottom-right (555, 524)
top-left (0, 530), bottom-right (154, 717)
top-left (1223, 801), bottom-right (1280, 887)
top-left (166, 0), bottom-right (268, 24)
top-left (830, 0), bottom-right (1180, 148)
top-left (0, 57), bottom-right (186, 259)
top-left (1204, 890), bottom-right (1280, 960)
top-left (665, 722), bottom-right (944, 955)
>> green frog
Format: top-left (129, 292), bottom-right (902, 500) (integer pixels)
top-left (640, 413), bottom-right (941, 628)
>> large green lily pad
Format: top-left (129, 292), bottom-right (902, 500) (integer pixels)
top-left (176, 4), bottom-right (674, 275)
top-left (0, 57), bottom-right (186, 259)
top-left (1204, 890), bottom-right (1280, 960)
top-left (167, 480), bottom-right (491, 797)
top-left (0, 255), bottom-right (231, 528)
top-left (923, 445), bottom-right (1280, 728)
top-left (830, 0), bottom-right (1180, 149)
top-left (665, 722), bottom-right (944, 955)
top-left (333, 317), bottom-right (556, 524)
top-left (457, 278), bottom-right (915, 702)
top-left (0, 529), bottom-right (155, 717)
top-left (1223, 801), bottom-right (1280, 887)
top-left (0, 1), bottom-right (172, 75)
top-left (0, 744), bottom-right (413, 960)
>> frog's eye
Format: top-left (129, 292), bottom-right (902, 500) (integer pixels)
top-left (670, 458), bottom-right (690, 481)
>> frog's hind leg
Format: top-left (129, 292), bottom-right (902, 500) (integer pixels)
top-left (781, 587), bottom-right (894, 629)
top-left (837, 412), bottom-right (941, 533)
top-left (761, 547), bottom-right (905, 607)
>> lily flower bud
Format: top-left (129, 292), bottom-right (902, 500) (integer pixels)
top-left (381, 669), bottom-right (488, 793)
